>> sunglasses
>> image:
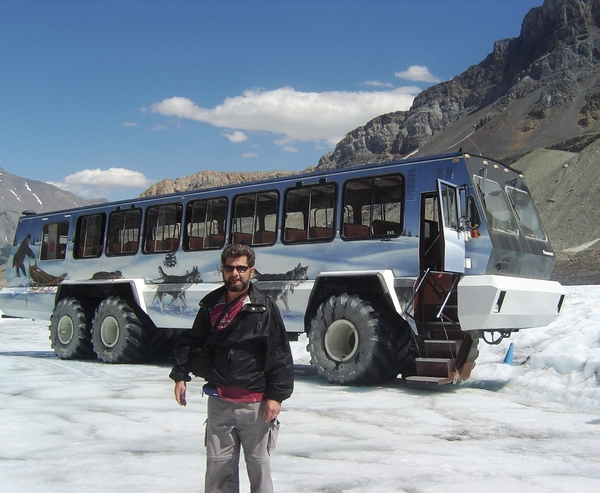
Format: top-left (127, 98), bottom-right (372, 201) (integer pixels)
top-left (222, 265), bottom-right (250, 273)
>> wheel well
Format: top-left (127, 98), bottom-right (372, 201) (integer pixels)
top-left (304, 274), bottom-right (398, 331)
top-left (55, 282), bottom-right (157, 331)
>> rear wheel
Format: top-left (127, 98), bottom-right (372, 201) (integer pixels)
top-left (308, 293), bottom-right (412, 385)
top-left (91, 296), bottom-right (145, 363)
top-left (49, 297), bottom-right (95, 360)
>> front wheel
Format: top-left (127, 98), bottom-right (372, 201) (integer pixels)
top-left (307, 293), bottom-right (412, 385)
top-left (91, 296), bottom-right (145, 363)
top-left (49, 297), bottom-right (95, 359)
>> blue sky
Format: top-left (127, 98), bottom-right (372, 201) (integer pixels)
top-left (0, 0), bottom-right (543, 202)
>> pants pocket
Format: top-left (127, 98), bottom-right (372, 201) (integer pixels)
top-left (267, 418), bottom-right (280, 453)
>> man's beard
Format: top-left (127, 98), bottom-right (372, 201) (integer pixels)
top-left (225, 277), bottom-right (251, 293)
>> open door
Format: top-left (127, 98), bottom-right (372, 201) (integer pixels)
top-left (419, 191), bottom-right (441, 273)
top-left (436, 179), bottom-right (465, 273)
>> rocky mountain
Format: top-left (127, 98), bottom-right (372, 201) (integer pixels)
top-left (317, 0), bottom-right (600, 169)
top-left (141, 0), bottom-right (600, 180)
top-left (512, 139), bottom-right (600, 284)
top-left (139, 170), bottom-right (297, 197)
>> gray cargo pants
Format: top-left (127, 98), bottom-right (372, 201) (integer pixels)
top-left (205, 396), bottom-right (279, 493)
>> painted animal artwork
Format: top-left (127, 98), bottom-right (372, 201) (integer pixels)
top-left (152, 265), bottom-right (202, 314)
top-left (90, 271), bottom-right (124, 280)
top-left (254, 263), bottom-right (309, 314)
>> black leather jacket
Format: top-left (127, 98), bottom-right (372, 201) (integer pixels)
top-left (169, 284), bottom-right (294, 403)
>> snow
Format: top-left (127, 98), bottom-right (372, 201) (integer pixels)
top-left (1, 285), bottom-right (599, 493)
top-left (24, 182), bottom-right (43, 206)
top-left (9, 189), bottom-right (22, 202)
top-left (564, 238), bottom-right (600, 253)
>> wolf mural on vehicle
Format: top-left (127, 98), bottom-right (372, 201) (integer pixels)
top-left (254, 263), bottom-right (309, 315)
top-left (151, 265), bottom-right (203, 314)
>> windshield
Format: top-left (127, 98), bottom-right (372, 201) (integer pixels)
top-left (505, 186), bottom-right (547, 240)
top-left (473, 176), bottom-right (518, 234)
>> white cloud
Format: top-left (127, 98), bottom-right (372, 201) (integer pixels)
top-left (150, 85), bottom-right (419, 147)
top-left (282, 145), bottom-right (298, 153)
top-left (394, 65), bottom-right (441, 83)
top-left (48, 168), bottom-right (153, 199)
top-left (122, 122), bottom-right (138, 127)
top-left (223, 130), bottom-right (248, 143)
top-left (363, 80), bottom-right (394, 88)
top-left (242, 152), bottom-right (258, 158)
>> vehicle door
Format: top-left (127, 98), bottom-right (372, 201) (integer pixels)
top-left (436, 179), bottom-right (465, 273)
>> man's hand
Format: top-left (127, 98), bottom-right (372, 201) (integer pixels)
top-left (264, 398), bottom-right (281, 422)
top-left (174, 380), bottom-right (187, 407)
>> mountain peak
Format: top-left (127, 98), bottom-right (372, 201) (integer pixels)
top-left (318, 0), bottom-right (600, 169)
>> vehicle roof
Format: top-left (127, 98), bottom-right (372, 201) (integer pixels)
top-left (20, 151), bottom-right (490, 219)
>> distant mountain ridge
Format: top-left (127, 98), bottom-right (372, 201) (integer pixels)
top-left (140, 170), bottom-right (297, 197)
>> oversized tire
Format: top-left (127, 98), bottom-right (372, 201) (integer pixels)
top-left (49, 297), bottom-right (95, 360)
top-left (91, 296), bottom-right (146, 363)
top-left (307, 293), bottom-right (412, 385)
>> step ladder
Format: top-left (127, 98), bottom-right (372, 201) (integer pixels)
top-left (404, 271), bottom-right (478, 385)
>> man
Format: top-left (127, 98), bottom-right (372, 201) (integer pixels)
top-left (170, 244), bottom-right (294, 493)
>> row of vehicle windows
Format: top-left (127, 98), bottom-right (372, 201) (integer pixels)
top-left (37, 174), bottom-right (405, 261)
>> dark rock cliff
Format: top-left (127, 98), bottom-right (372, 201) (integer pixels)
top-left (317, 0), bottom-right (600, 169)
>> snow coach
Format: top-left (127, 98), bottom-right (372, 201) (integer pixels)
top-left (0, 152), bottom-right (565, 385)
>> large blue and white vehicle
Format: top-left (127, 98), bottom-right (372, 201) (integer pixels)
top-left (0, 152), bottom-right (565, 385)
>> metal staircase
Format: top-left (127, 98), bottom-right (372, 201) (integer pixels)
top-left (404, 270), bottom-right (478, 385)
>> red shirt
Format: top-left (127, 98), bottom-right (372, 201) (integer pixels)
top-left (210, 294), bottom-right (265, 403)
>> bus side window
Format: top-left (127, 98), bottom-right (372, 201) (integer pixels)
top-left (105, 209), bottom-right (141, 256)
top-left (231, 191), bottom-right (278, 247)
top-left (184, 197), bottom-right (227, 251)
top-left (74, 213), bottom-right (106, 259)
top-left (40, 221), bottom-right (69, 261)
top-left (283, 184), bottom-right (336, 243)
top-left (342, 174), bottom-right (403, 240)
top-left (143, 203), bottom-right (182, 254)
